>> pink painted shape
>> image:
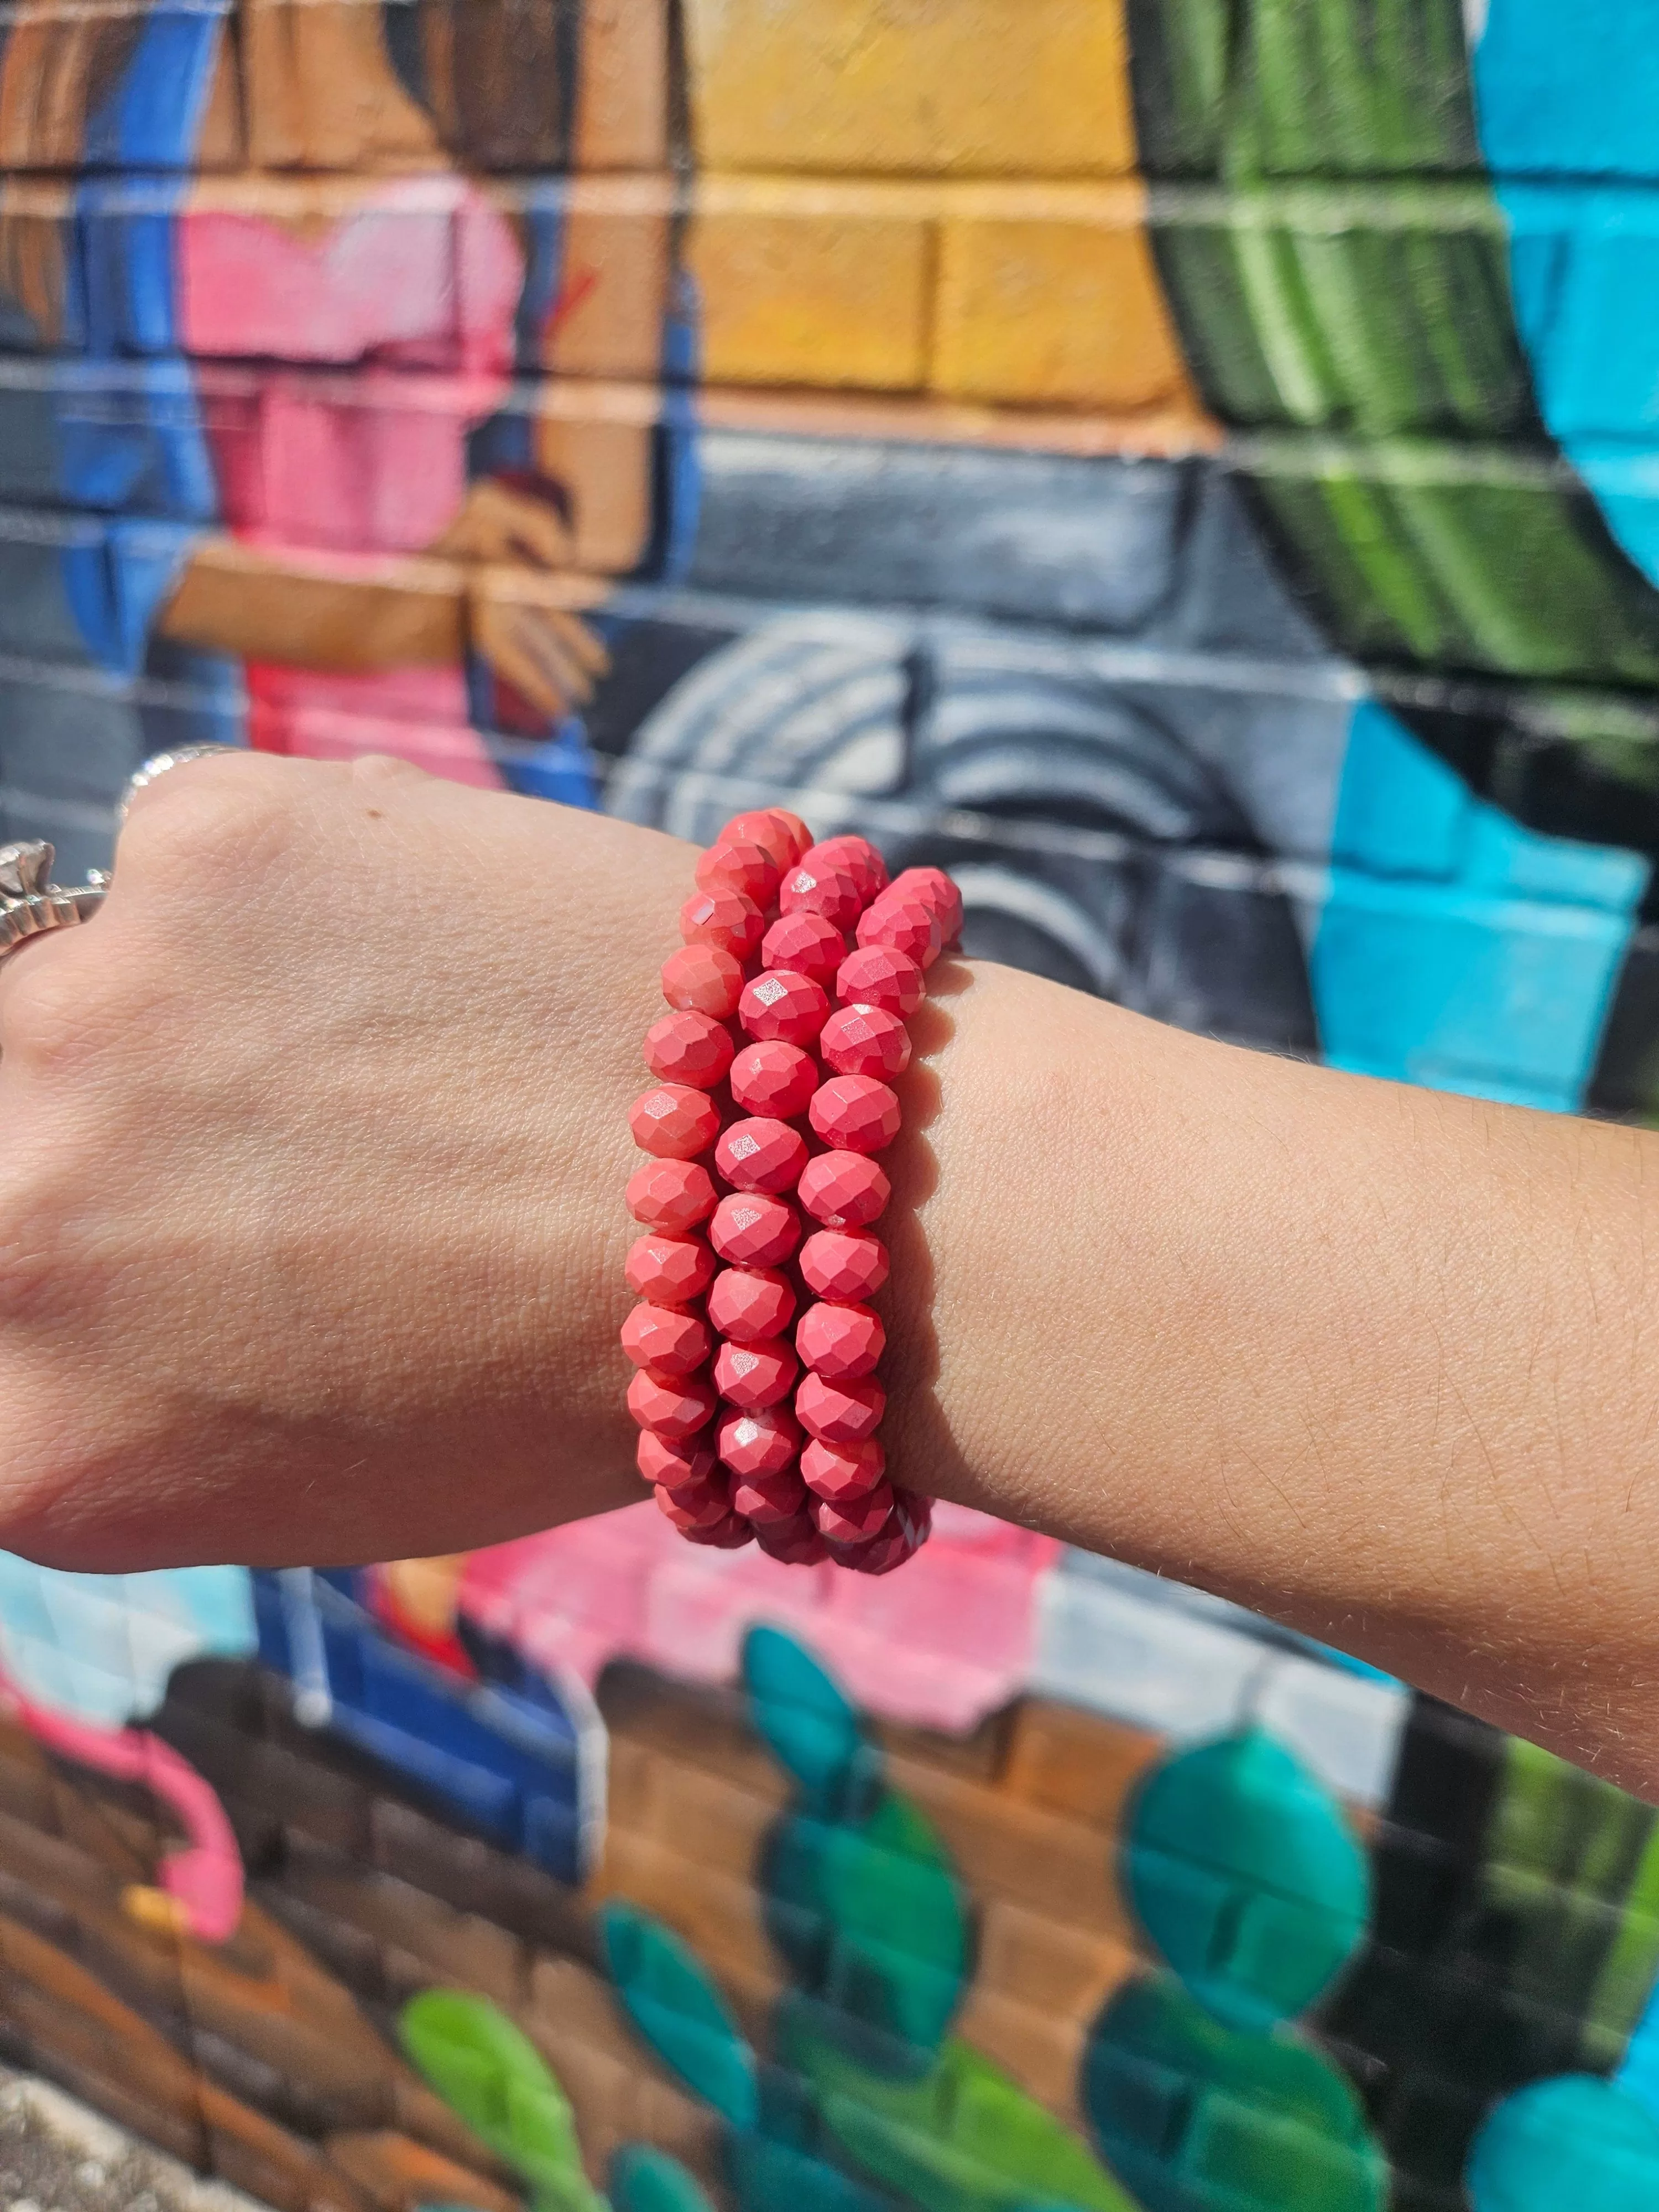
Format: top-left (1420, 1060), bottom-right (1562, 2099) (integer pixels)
top-left (182, 182), bottom-right (523, 787)
top-left (459, 1501), bottom-right (1060, 1738)
top-left (0, 1666), bottom-right (242, 1943)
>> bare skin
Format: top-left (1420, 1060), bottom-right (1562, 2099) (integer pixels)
top-left (2, 753), bottom-right (1657, 1799)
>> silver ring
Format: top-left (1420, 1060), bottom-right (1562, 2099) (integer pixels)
top-left (0, 842), bottom-right (110, 967)
top-left (117, 743), bottom-right (242, 829)
top-left (0, 746), bottom-right (242, 971)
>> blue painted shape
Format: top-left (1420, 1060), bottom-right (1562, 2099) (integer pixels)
top-left (0, 1561), bottom-right (254, 1724)
top-left (1312, 704), bottom-right (1646, 1111)
top-left (83, 5), bottom-right (229, 171)
top-left (1474, 2), bottom-right (1659, 181)
top-left (1467, 2075), bottom-right (1659, 2212)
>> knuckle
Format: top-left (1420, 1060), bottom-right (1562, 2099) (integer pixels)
top-left (347, 750), bottom-right (430, 794)
top-left (0, 943), bottom-right (122, 1080)
top-left (116, 749), bottom-right (293, 888)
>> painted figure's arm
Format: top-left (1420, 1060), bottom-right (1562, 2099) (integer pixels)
top-left (0, 757), bottom-right (1655, 1798)
top-left (158, 530), bottom-right (610, 716)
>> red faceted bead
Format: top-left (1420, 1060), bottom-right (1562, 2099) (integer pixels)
top-left (801, 1436), bottom-right (887, 1502)
top-left (661, 943), bottom-right (744, 1018)
top-left (681, 1511), bottom-right (756, 1550)
top-left (840, 1488), bottom-right (931, 1574)
top-left (638, 1431), bottom-right (718, 1489)
top-left (799, 1228), bottom-right (889, 1303)
top-left (717, 1403), bottom-right (801, 1479)
top-left (780, 854), bottom-right (865, 931)
top-left (627, 1159), bottom-right (718, 1233)
top-left (628, 1370), bottom-right (718, 1439)
top-left (889, 867), bottom-right (962, 942)
top-left (819, 1002), bottom-right (911, 1082)
top-left (857, 888), bottom-right (942, 969)
top-left (707, 1266), bottom-right (796, 1343)
top-left (754, 1510), bottom-right (830, 1566)
top-left (710, 1192), bottom-right (801, 1267)
top-left (815, 1478), bottom-right (895, 1547)
top-left (644, 1009), bottom-right (735, 1088)
top-left (630, 1082), bottom-right (721, 1160)
top-left (809, 1074), bottom-right (901, 1155)
top-left (656, 1467), bottom-right (734, 1531)
top-left (626, 1233), bottom-right (716, 1306)
top-left (797, 1150), bottom-right (890, 1229)
top-left (835, 945), bottom-right (925, 1016)
top-left (715, 1116), bottom-right (809, 1194)
top-left (797, 1300), bottom-right (884, 1381)
top-left (761, 911), bottom-right (847, 987)
top-left (810, 835), bottom-right (888, 901)
top-left (729, 1039), bottom-right (820, 1120)
top-left (696, 838), bottom-right (781, 906)
top-left (621, 1303), bottom-right (712, 1379)
top-left (680, 888), bottom-right (765, 959)
top-left (796, 1372), bottom-right (885, 1445)
top-left (731, 1467), bottom-right (809, 1527)
top-left (714, 1338), bottom-right (799, 1410)
top-left (718, 809), bottom-right (813, 868)
top-left (739, 967), bottom-right (831, 1046)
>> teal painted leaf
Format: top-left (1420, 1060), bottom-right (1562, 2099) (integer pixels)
top-left (745, 1625), bottom-right (870, 1814)
top-left (600, 1902), bottom-right (760, 2129)
top-left (609, 2144), bottom-right (718, 2212)
top-left (1467, 2075), bottom-right (1659, 2212)
top-left (1083, 1970), bottom-right (1384, 2212)
top-left (398, 1990), bottom-right (606, 2212)
top-left (1124, 1729), bottom-right (1370, 2030)
top-left (727, 2130), bottom-right (900, 2212)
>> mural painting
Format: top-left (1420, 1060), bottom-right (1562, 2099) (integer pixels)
top-left (4, 4), bottom-right (1659, 2210)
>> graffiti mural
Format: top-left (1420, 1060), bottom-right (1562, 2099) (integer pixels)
top-left (5, 3), bottom-right (1659, 2209)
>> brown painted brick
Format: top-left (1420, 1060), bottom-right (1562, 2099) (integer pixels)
top-left (572, 0), bottom-right (674, 170)
top-left (600, 1663), bottom-right (781, 1801)
top-left (369, 1797), bottom-right (595, 1961)
top-left (884, 1752), bottom-right (1133, 1941)
top-left (1000, 1698), bottom-right (1162, 1830)
top-left (623, 1745), bottom-right (779, 1880)
top-left (325, 2128), bottom-right (519, 2212)
top-left (975, 1896), bottom-right (1137, 2023)
top-left (282, 1839), bottom-right (526, 2008)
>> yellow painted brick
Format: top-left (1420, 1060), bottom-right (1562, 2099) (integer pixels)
top-left (690, 177), bottom-right (932, 391)
top-left (933, 184), bottom-right (1198, 411)
top-left (684, 0), bottom-right (1135, 178)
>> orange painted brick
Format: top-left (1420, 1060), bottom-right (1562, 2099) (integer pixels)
top-left (952, 1983), bottom-right (1094, 2125)
top-left (884, 1752), bottom-right (1135, 1942)
top-left (999, 1694), bottom-right (1164, 1829)
top-left (691, 176), bottom-right (933, 392)
top-left (976, 1896), bottom-right (1139, 2017)
top-left (933, 184), bottom-right (1200, 411)
top-left (683, 0), bottom-right (1135, 178)
top-left (589, 1828), bottom-right (782, 2039)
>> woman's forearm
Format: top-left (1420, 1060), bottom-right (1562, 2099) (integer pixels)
top-left (896, 962), bottom-right (1659, 1792)
top-left (157, 536), bottom-right (465, 667)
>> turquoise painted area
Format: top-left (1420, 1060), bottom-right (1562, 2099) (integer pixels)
top-left (1618, 1974), bottom-right (1659, 2122)
top-left (1473, 2), bottom-right (1659, 181)
top-left (1476, 10), bottom-right (1659, 582)
top-left (1466, 2075), bottom-right (1659, 2211)
top-left (1311, 704), bottom-right (1645, 1110)
top-left (0, 1558), bottom-right (255, 1724)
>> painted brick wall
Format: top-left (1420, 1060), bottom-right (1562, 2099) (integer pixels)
top-left (2, 7), bottom-right (1659, 2212)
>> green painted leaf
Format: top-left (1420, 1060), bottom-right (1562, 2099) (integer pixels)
top-left (1083, 1971), bottom-right (1383, 2212)
top-left (398, 1990), bottom-right (605, 2212)
top-left (600, 1902), bottom-right (759, 2129)
top-left (779, 1993), bottom-right (1134, 2212)
top-left (1124, 1730), bottom-right (1370, 2030)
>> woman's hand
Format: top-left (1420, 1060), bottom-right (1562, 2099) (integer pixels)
top-left (0, 751), bottom-right (681, 1571)
top-left (434, 481), bottom-right (613, 717)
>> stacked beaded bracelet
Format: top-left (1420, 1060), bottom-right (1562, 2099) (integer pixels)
top-left (622, 810), bottom-right (962, 1573)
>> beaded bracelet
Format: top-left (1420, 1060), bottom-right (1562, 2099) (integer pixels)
top-left (622, 810), bottom-right (962, 1574)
